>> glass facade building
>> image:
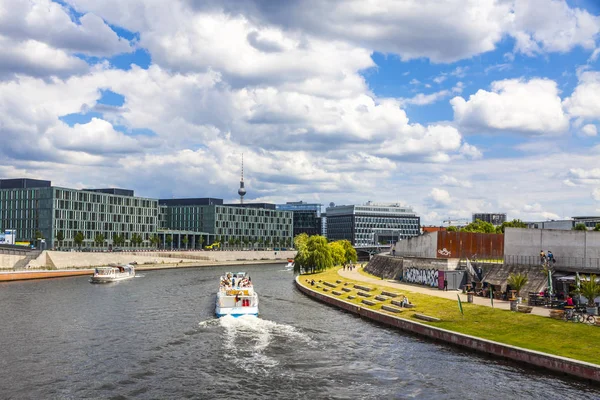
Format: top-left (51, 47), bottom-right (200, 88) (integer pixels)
top-left (472, 213), bottom-right (507, 226)
top-left (276, 201), bottom-right (322, 237)
top-left (326, 202), bottom-right (420, 246)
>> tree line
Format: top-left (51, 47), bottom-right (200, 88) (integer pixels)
top-left (293, 233), bottom-right (357, 274)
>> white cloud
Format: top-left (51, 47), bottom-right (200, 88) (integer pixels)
top-left (440, 175), bottom-right (472, 188)
top-left (593, 188), bottom-right (600, 202)
top-left (458, 143), bottom-right (483, 159)
top-left (563, 71), bottom-right (600, 121)
top-left (582, 124), bottom-right (598, 137)
top-left (451, 78), bottom-right (570, 135)
top-left (400, 90), bottom-right (450, 106)
top-left (429, 188), bottom-right (452, 207)
top-left (511, 0), bottom-right (600, 56)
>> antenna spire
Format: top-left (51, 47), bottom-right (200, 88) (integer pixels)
top-left (238, 153), bottom-right (246, 204)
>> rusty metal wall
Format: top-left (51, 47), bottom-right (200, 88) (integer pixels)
top-left (436, 232), bottom-right (504, 259)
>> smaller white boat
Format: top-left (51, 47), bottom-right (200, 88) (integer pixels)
top-left (286, 258), bottom-right (294, 269)
top-left (90, 264), bottom-right (135, 283)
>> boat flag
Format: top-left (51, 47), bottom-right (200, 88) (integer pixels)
top-left (457, 294), bottom-right (464, 316)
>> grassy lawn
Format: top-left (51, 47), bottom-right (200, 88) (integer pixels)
top-left (299, 268), bottom-right (600, 366)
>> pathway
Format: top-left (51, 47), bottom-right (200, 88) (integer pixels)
top-left (338, 267), bottom-right (552, 317)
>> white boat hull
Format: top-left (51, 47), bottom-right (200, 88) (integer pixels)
top-left (90, 274), bottom-right (135, 283)
top-left (215, 304), bottom-right (259, 317)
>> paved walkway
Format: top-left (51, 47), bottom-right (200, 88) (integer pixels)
top-left (338, 267), bottom-right (552, 317)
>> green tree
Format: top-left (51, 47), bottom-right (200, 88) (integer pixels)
top-left (338, 239), bottom-right (357, 264)
top-left (265, 237), bottom-right (272, 248)
top-left (131, 233), bottom-right (143, 247)
top-left (573, 223), bottom-right (588, 231)
top-left (594, 223), bottom-right (600, 232)
top-left (461, 219), bottom-right (496, 233)
top-left (94, 233), bottom-right (105, 248)
top-left (446, 226), bottom-right (458, 232)
top-left (56, 230), bottom-right (64, 249)
top-left (329, 241), bottom-right (345, 266)
top-left (258, 237), bottom-right (264, 248)
top-left (496, 219), bottom-right (528, 234)
top-left (198, 236), bottom-right (204, 249)
top-left (166, 235), bottom-right (173, 248)
top-left (150, 234), bottom-right (159, 248)
top-left (74, 231), bottom-right (84, 248)
top-left (294, 234), bottom-right (333, 274)
top-left (182, 236), bottom-right (189, 249)
top-left (580, 275), bottom-right (600, 306)
top-left (507, 272), bottom-right (529, 298)
top-left (228, 237), bottom-right (234, 248)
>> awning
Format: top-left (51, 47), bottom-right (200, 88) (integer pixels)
top-left (555, 274), bottom-right (576, 282)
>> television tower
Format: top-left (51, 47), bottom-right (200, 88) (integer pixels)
top-left (238, 154), bottom-right (246, 204)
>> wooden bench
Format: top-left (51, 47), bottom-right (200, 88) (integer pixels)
top-left (357, 291), bottom-right (372, 298)
top-left (336, 280), bottom-right (342, 284)
top-left (354, 284), bottom-right (374, 292)
top-left (348, 295), bottom-right (356, 300)
top-left (323, 281), bottom-right (337, 288)
top-left (375, 295), bottom-right (390, 301)
top-left (381, 291), bottom-right (399, 298)
top-left (323, 288), bottom-right (329, 292)
top-left (382, 305), bottom-right (402, 313)
top-left (414, 313), bottom-right (440, 322)
top-left (342, 287), bottom-right (352, 292)
top-left (361, 299), bottom-right (377, 306)
top-left (332, 290), bottom-right (342, 296)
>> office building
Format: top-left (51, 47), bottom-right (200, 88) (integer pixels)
top-left (0, 178), bottom-right (158, 249)
top-left (472, 213), bottom-right (507, 226)
top-left (527, 216), bottom-right (600, 230)
top-left (326, 202), bottom-right (420, 246)
top-left (276, 201), bottom-right (323, 237)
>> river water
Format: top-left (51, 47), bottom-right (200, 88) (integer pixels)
top-left (0, 263), bottom-right (597, 399)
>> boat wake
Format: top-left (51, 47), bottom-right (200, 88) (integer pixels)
top-left (218, 315), bottom-right (311, 375)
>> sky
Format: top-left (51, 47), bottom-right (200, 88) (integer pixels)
top-left (1, 0), bottom-right (600, 225)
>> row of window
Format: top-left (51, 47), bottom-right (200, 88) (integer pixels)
top-left (54, 189), bottom-right (156, 208)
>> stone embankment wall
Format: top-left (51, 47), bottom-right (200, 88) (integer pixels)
top-left (1, 250), bottom-right (297, 269)
top-left (481, 263), bottom-right (548, 294)
top-left (296, 277), bottom-right (600, 383)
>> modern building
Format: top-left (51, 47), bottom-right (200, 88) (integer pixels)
top-left (159, 198), bottom-right (293, 248)
top-left (276, 201), bottom-right (322, 237)
top-left (326, 202), bottom-right (420, 246)
top-left (472, 213), bottom-right (507, 226)
top-left (0, 178), bottom-right (158, 249)
top-left (527, 216), bottom-right (600, 230)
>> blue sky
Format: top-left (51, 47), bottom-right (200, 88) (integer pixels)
top-left (1, 0), bottom-right (600, 224)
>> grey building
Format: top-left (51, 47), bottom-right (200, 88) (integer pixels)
top-left (527, 216), bottom-right (600, 230)
top-left (0, 178), bottom-right (158, 249)
top-left (159, 198), bottom-right (293, 249)
top-left (472, 213), bottom-right (507, 226)
top-left (276, 201), bottom-right (322, 237)
top-left (326, 202), bottom-right (420, 246)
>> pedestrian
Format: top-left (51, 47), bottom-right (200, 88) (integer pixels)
top-left (443, 277), bottom-right (448, 291)
top-left (547, 250), bottom-right (555, 263)
top-left (540, 250), bottom-right (546, 264)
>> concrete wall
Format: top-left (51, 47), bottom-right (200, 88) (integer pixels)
top-left (21, 250), bottom-right (297, 269)
top-left (504, 228), bottom-right (600, 260)
top-left (394, 232), bottom-right (437, 258)
top-left (0, 254), bottom-right (26, 269)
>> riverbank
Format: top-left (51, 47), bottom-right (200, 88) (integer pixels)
top-left (296, 267), bottom-right (600, 383)
top-left (0, 258), bottom-right (288, 282)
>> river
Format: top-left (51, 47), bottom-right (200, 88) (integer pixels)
top-left (0, 263), bottom-right (597, 399)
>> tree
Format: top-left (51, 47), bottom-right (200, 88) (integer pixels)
top-left (573, 223), bottom-right (588, 231)
top-left (182, 236), bottom-right (189, 249)
top-left (496, 219), bottom-right (527, 234)
top-left (150, 234), bottom-right (159, 249)
top-left (339, 239), bottom-right (358, 264)
top-left (94, 233), bottom-right (105, 248)
top-left (580, 275), bottom-right (600, 307)
top-left (234, 238), bottom-right (241, 249)
top-left (56, 231), bottom-right (64, 249)
top-left (198, 236), bottom-right (204, 249)
top-left (446, 226), bottom-right (458, 232)
top-left (329, 241), bottom-right (345, 266)
top-left (228, 237), bottom-right (235, 248)
top-left (294, 234), bottom-right (333, 274)
top-left (265, 237), bottom-right (272, 248)
top-left (166, 235), bottom-right (173, 248)
top-left (594, 223), bottom-right (600, 232)
top-left (131, 233), bottom-right (143, 247)
top-left (507, 272), bottom-right (528, 298)
top-left (74, 231), bottom-right (84, 248)
top-left (461, 219), bottom-right (496, 233)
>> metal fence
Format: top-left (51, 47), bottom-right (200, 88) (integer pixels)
top-left (504, 255), bottom-right (600, 271)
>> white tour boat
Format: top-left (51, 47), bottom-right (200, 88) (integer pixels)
top-left (90, 264), bottom-right (136, 283)
top-left (215, 272), bottom-right (259, 317)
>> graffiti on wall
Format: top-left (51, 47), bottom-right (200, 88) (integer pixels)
top-left (404, 267), bottom-right (439, 287)
top-left (437, 248), bottom-right (451, 256)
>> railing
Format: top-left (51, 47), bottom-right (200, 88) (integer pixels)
top-left (504, 255), bottom-right (600, 271)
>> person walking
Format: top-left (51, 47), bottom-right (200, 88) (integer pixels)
top-left (443, 277), bottom-right (448, 291)
top-left (540, 250), bottom-right (546, 264)
top-left (547, 250), bottom-right (555, 263)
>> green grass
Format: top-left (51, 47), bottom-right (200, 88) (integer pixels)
top-left (300, 268), bottom-right (600, 366)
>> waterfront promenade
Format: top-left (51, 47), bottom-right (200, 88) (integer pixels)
top-left (339, 266), bottom-right (552, 317)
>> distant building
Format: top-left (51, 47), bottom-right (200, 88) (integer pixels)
top-left (276, 201), bottom-right (322, 238)
top-left (472, 213), bottom-right (507, 226)
top-left (527, 216), bottom-right (600, 230)
top-left (326, 202), bottom-right (420, 246)
top-left (422, 226), bottom-right (446, 234)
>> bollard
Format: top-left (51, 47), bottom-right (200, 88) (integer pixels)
top-left (509, 299), bottom-right (518, 312)
top-left (467, 292), bottom-right (474, 303)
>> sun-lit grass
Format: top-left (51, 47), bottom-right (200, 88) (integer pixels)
top-left (299, 267), bottom-right (600, 366)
